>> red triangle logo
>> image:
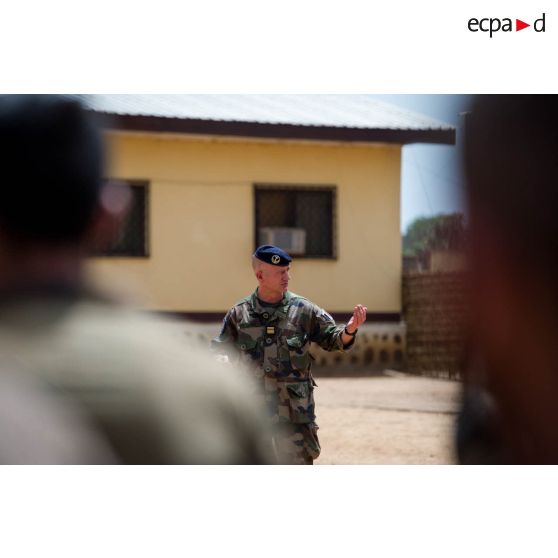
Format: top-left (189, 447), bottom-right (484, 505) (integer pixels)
top-left (516, 19), bottom-right (530, 31)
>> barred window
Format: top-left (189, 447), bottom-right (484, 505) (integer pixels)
top-left (92, 180), bottom-right (149, 257)
top-left (254, 185), bottom-right (336, 258)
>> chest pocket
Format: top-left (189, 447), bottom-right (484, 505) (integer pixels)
top-left (235, 336), bottom-right (259, 366)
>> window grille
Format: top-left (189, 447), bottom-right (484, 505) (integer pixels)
top-left (254, 185), bottom-right (336, 258)
top-left (91, 180), bottom-right (148, 257)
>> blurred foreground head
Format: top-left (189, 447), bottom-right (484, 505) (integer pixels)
top-left (0, 95), bottom-right (103, 244)
top-left (464, 95), bottom-right (558, 462)
top-left (0, 95), bottom-right (130, 291)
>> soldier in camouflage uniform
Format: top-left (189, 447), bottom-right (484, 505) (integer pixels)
top-left (212, 245), bottom-right (367, 464)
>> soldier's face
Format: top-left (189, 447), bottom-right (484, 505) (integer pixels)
top-left (258, 263), bottom-right (291, 293)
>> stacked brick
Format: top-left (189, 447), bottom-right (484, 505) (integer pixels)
top-left (402, 272), bottom-right (468, 379)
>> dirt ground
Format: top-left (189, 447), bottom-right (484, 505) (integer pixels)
top-left (313, 372), bottom-right (461, 464)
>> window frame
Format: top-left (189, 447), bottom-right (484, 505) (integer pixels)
top-left (253, 183), bottom-right (337, 260)
top-left (93, 179), bottom-right (150, 258)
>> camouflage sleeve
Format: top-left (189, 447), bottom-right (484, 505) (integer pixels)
top-left (210, 309), bottom-right (240, 359)
top-left (309, 305), bottom-right (355, 352)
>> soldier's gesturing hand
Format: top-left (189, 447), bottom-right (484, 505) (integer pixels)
top-left (340, 305), bottom-right (367, 347)
top-left (346, 304), bottom-right (367, 334)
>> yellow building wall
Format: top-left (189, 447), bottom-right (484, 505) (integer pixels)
top-left (89, 132), bottom-right (402, 314)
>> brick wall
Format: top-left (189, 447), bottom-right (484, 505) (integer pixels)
top-left (402, 272), bottom-right (468, 379)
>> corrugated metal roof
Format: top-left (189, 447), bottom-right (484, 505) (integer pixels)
top-left (71, 94), bottom-right (451, 132)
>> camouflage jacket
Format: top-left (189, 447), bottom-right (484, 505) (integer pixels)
top-left (211, 290), bottom-right (354, 425)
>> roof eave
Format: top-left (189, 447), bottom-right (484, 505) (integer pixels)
top-left (91, 112), bottom-right (456, 146)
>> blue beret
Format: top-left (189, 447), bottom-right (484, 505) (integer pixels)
top-left (254, 245), bottom-right (292, 266)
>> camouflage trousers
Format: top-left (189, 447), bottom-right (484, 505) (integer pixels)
top-left (272, 421), bottom-right (321, 465)
top-left (247, 373), bottom-right (321, 464)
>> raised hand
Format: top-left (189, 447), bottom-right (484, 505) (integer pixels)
top-left (346, 304), bottom-right (367, 334)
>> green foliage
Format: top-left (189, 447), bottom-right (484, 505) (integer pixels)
top-left (403, 213), bottom-right (466, 257)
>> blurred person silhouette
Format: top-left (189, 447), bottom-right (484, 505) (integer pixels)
top-left (0, 360), bottom-right (117, 464)
top-left (0, 95), bottom-right (272, 464)
top-left (458, 94), bottom-right (558, 463)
